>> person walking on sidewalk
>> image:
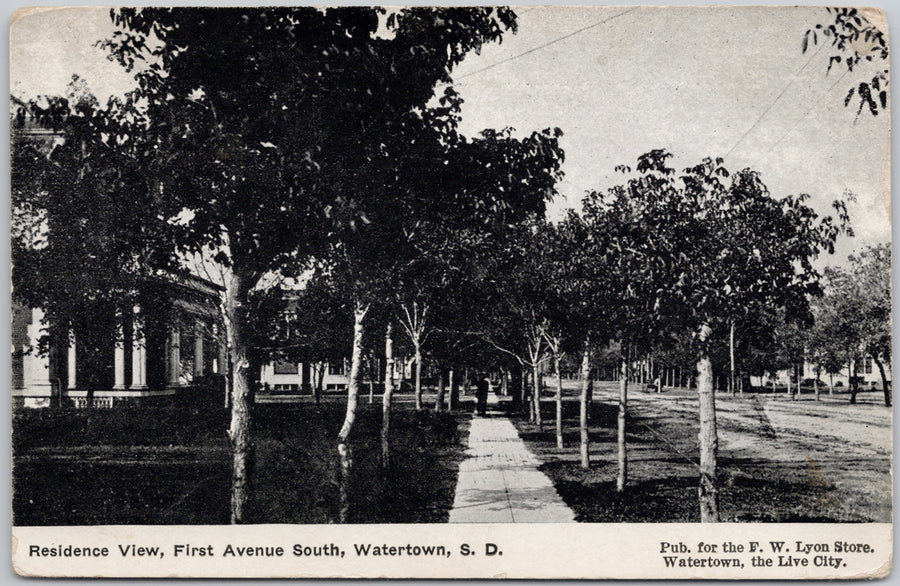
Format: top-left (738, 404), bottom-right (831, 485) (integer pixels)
top-left (476, 374), bottom-right (489, 416)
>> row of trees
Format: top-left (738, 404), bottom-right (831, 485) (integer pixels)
top-left (12, 7), bottom-right (886, 525)
top-left (12, 7), bottom-right (565, 524)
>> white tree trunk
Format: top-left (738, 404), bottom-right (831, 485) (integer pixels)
top-left (533, 361), bottom-right (542, 429)
top-left (617, 349), bottom-right (628, 492)
top-left (729, 321), bottom-right (735, 396)
top-left (435, 369), bottom-right (445, 412)
top-left (414, 346), bottom-right (422, 410)
top-left (337, 302), bottom-right (367, 523)
top-left (697, 324), bottom-right (719, 522)
top-left (381, 323), bottom-right (394, 467)
top-left (579, 343), bottom-right (591, 469)
top-left (226, 269), bottom-right (253, 524)
top-left (448, 369), bottom-right (457, 411)
top-left (555, 352), bottom-right (563, 449)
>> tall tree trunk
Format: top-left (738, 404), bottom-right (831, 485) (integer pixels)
top-left (579, 342), bottom-right (591, 469)
top-left (337, 302), bottom-right (367, 523)
top-left (226, 269), bottom-right (254, 524)
top-left (368, 356), bottom-right (375, 405)
top-left (381, 323), bottom-right (394, 467)
top-left (533, 362), bottom-right (542, 430)
top-left (554, 352), bottom-right (563, 450)
top-left (849, 359), bottom-right (858, 404)
top-left (617, 347), bottom-right (628, 492)
top-left (448, 369), bottom-right (457, 411)
top-left (223, 353), bottom-right (232, 410)
top-left (512, 364), bottom-right (523, 406)
top-left (814, 369), bottom-right (820, 402)
top-left (873, 356), bottom-right (891, 407)
top-left (587, 367), bottom-right (593, 407)
top-left (435, 369), bottom-right (445, 412)
top-left (696, 324), bottom-right (718, 522)
top-left (315, 363), bottom-right (324, 404)
top-left (729, 321), bottom-right (736, 396)
top-left (829, 373), bottom-right (834, 395)
top-left (526, 367), bottom-right (534, 421)
top-left (414, 345), bottom-right (422, 410)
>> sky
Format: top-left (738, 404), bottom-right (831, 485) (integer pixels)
top-left (9, 5), bottom-right (892, 265)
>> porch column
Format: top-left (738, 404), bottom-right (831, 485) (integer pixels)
top-left (193, 321), bottom-right (204, 378)
top-left (167, 326), bottom-right (181, 387)
top-left (67, 331), bottom-right (77, 389)
top-left (131, 306), bottom-right (147, 389)
top-left (24, 307), bottom-right (52, 392)
top-left (113, 315), bottom-right (127, 389)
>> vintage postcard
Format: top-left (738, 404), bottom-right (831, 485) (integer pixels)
top-left (10, 4), bottom-right (892, 579)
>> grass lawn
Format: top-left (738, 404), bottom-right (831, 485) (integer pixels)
top-left (13, 399), bottom-right (470, 525)
top-left (510, 383), bottom-right (892, 523)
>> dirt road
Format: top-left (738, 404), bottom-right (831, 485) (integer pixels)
top-left (517, 382), bottom-right (892, 522)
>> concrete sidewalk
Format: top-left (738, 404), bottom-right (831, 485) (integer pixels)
top-left (448, 396), bottom-right (576, 523)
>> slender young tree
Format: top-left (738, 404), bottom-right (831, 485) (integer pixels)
top-left (594, 150), bottom-right (848, 520)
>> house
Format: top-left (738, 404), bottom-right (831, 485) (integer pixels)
top-left (12, 274), bottom-right (226, 408)
top-left (259, 359), bottom-right (350, 393)
top-left (258, 354), bottom-right (417, 395)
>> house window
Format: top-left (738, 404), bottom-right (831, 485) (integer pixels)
top-left (274, 361), bottom-right (298, 375)
top-left (854, 357), bottom-right (874, 375)
top-left (328, 360), bottom-right (346, 376)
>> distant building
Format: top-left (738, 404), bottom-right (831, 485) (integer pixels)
top-left (750, 355), bottom-right (891, 390)
top-left (258, 355), bottom-right (416, 395)
top-left (259, 359), bottom-right (350, 393)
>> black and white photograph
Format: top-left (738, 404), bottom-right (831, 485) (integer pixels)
top-left (9, 4), bottom-right (892, 578)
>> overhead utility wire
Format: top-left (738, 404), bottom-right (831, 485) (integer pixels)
top-left (724, 43), bottom-right (825, 159)
top-left (770, 68), bottom-right (850, 150)
top-left (455, 6), bottom-right (640, 81)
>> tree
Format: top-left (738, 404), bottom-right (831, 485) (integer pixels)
top-left (543, 211), bottom-right (614, 466)
top-left (600, 150), bottom-right (847, 521)
top-left (104, 8), bottom-right (395, 523)
top-left (582, 158), bottom-right (682, 488)
top-left (808, 296), bottom-right (849, 395)
top-left (805, 7), bottom-right (889, 116)
top-left (809, 245), bottom-right (892, 406)
top-left (740, 303), bottom-right (807, 395)
top-left (476, 217), bottom-right (560, 428)
top-left (848, 245), bottom-right (891, 406)
top-left (102, 6), bottom-right (529, 523)
top-left (539, 218), bottom-right (585, 450)
top-left (404, 124), bottom-right (565, 419)
top-left (303, 8), bottom-right (553, 492)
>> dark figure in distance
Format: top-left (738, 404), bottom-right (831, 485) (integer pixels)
top-left (476, 375), bottom-right (489, 416)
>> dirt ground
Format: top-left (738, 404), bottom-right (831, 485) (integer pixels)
top-left (514, 381), bottom-right (892, 523)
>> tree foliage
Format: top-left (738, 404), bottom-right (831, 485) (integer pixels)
top-left (805, 7), bottom-right (889, 116)
top-left (808, 244), bottom-right (892, 405)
